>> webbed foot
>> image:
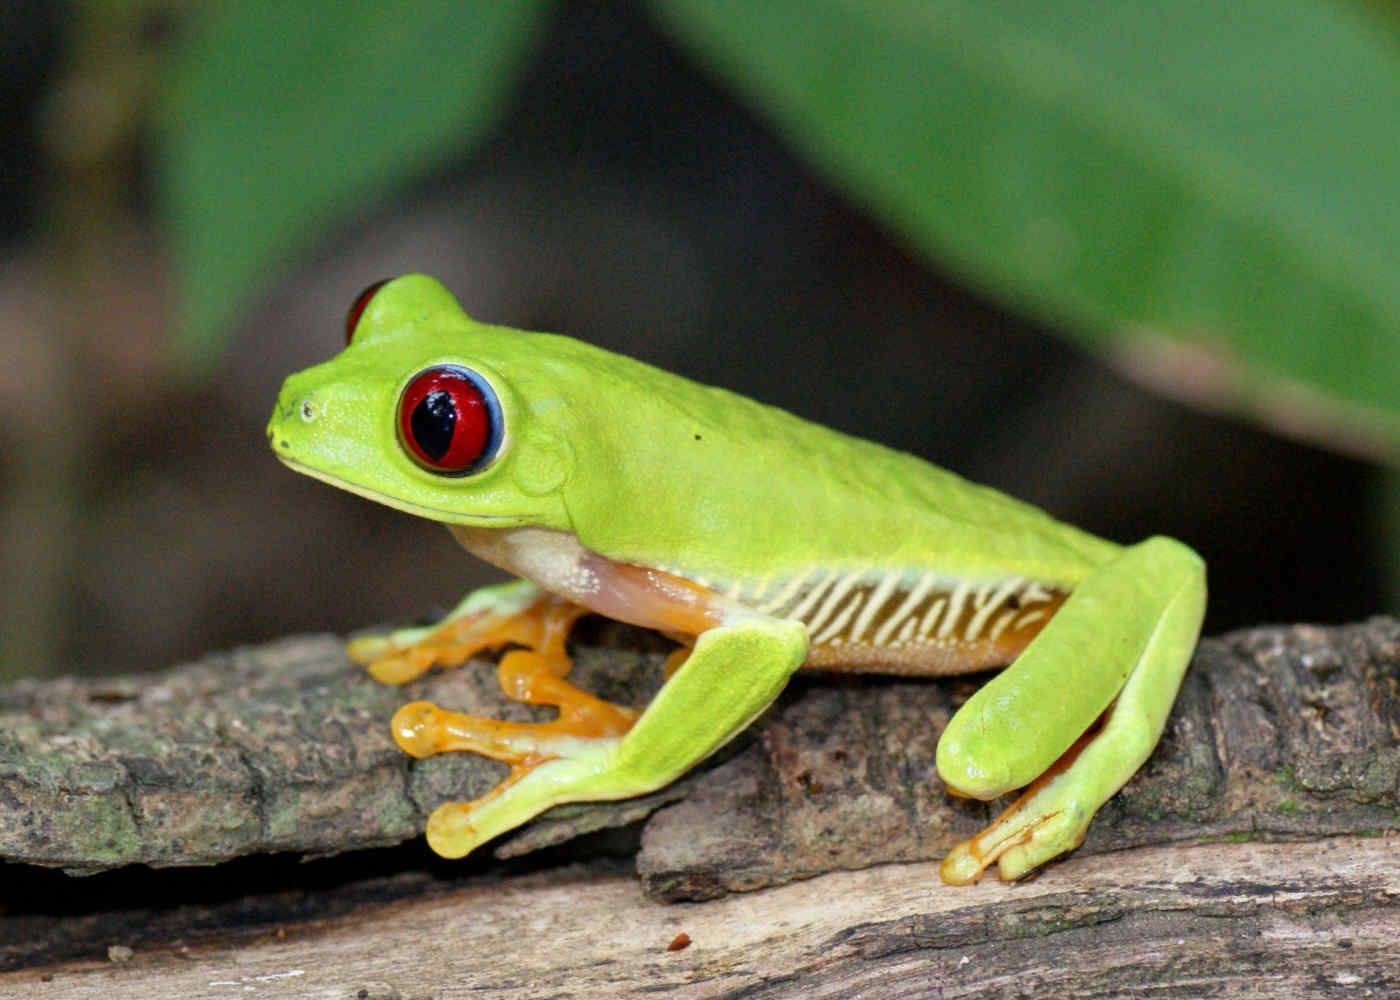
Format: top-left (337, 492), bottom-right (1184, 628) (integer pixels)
top-left (939, 730), bottom-right (1094, 884)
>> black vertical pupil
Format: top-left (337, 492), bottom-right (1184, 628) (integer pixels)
top-left (411, 390), bottom-right (457, 461)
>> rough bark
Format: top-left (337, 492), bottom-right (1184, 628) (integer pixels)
top-left (1, 618), bottom-right (1397, 995)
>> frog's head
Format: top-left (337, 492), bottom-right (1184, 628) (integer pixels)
top-left (267, 275), bottom-right (574, 531)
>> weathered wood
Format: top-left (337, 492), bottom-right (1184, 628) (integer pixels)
top-left (2, 620), bottom-right (1396, 890)
top-left (0, 625), bottom-right (681, 872)
top-left (2, 837), bottom-right (1397, 998)
top-left (0, 619), bottom-right (1397, 995)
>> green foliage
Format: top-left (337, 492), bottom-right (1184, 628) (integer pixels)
top-left (157, 0), bottom-right (1400, 448)
top-left (157, 0), bottom-right (554, 366)
top-left (654, 0), bottom-right (1400, 447)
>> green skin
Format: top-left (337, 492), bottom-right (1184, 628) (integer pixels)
top-left (268, 274), bottom-right (1206, 883)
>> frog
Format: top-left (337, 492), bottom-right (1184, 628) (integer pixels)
top-left (267, 274), bottom-right (1206, 884)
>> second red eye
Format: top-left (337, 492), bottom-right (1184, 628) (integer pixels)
top-left (397, 366), bottom-right (502, 475)
top-left (345, 279), bottom-right (390, 344)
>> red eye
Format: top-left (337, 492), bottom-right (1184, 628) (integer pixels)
top-left (398, 366), bottom-right (503, 475)
top-left (345, 279), bottom-right (390, 344)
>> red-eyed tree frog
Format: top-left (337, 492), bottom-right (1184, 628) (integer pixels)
top-left (267, 274), bottom-right (1206, 884)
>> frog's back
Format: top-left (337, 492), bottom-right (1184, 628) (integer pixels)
top-left (523, 335), bottom-right (1113, 568)
top-left (497, 329), bottom-right (1123, 675)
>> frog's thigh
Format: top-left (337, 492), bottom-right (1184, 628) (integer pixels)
top-left (425, 615), bottom-right (808, 860)
top-left (937, 536), bottom-right (1206, 883)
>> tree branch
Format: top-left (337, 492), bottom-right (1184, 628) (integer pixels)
top-left (1, 619), bottom-right (1397, 994)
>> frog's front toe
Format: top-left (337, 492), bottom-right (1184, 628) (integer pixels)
top-left (389, 646), bottom-right (642, 859)
top-left (398, 699), bottom-right (635, 860)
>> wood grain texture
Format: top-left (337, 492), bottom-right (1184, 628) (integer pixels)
top-left (2, 838), bottom-right (1397, 998)
top-left (1, 618), bottom-right (1397, 995)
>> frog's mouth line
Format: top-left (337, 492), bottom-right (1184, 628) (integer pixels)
top-left (272, 453), bottom-right (518, 526)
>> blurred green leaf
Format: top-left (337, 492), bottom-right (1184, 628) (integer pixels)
top-left (653, 0), bottom-right (1400, 450)
top-left (157, 0), bottom-right (554, 367)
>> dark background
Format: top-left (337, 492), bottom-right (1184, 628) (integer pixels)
top-left (0, 0), bottom-right (1385, 681)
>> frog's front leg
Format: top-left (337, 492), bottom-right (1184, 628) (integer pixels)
top-left (353, 548), bottom-right (808, 860)
top-left (936, 536), bottom-right (1206, 883)
top-left (396, 612), bottom-right (806, 859)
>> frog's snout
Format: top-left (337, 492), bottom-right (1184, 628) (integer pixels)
top-left (267, 376), bottom-right (316, 455)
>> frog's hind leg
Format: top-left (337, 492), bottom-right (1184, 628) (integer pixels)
top-left (936, 536), bottom-right (1206, 884)
top-left (348, 579), bottom-right (583, 684)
